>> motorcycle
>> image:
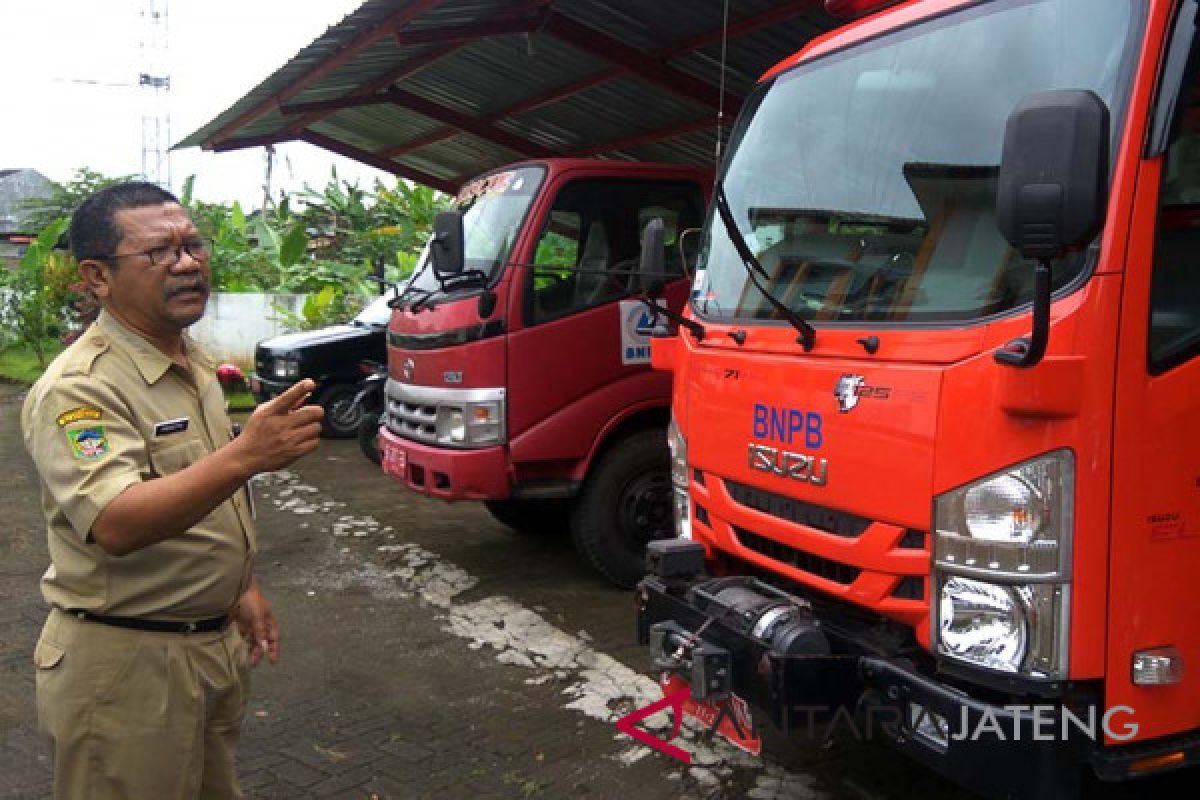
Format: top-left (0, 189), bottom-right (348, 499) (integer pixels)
top-left (352, 360), bottom-right (387, 465)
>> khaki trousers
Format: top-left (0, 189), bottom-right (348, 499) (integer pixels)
top-left (34, 608), bottom-right (250, 800)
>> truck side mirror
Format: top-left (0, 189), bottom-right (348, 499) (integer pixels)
top-left (996, 89), bottom-right (1109, 259)
top-left (994, 89), bottom-right (1109, 367)
top-left (430, 210), bottom-right (465, 279)
top-left (638, 218), bottom-right (665, 294)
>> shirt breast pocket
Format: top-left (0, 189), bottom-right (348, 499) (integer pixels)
top-left (148, 437), bottom-right (208, 477)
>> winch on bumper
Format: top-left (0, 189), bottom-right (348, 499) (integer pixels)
top-left (636, 541), bottom-right (1095, 800)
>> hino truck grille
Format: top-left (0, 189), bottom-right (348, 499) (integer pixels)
top-left (386, 397), bottom-right (438, 444)
top-left (383, 378), bottom-right (507, 448)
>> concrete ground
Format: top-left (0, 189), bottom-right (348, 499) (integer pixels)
top-left (1, 382), bottom-right (1193, 799)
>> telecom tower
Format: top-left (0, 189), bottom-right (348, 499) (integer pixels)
top-left (139, 0), bottom-right (172, 188)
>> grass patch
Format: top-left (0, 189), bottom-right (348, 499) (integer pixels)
top-left (0, 340), bottom-right (64, 384)
top-left (225, 389), bottom-right (257, 412)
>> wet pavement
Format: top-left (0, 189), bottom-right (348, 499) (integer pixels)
top-left (2, 382), bottom-right (1191, 799)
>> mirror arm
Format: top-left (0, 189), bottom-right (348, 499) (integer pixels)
top-left (640, 284), bottom-right (706, 341)
top-left (994, 258), bottom-right (1051, 368)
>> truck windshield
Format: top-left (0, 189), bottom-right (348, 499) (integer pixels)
top-left (407, 165), bottom-right (545, 294)
top-left (694, 0), bottom-right (1143, 325)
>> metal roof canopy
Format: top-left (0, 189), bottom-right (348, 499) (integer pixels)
top-left (178, 1), bottom-right (839, 194)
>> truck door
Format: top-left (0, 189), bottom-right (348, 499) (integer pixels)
top-left (1108, 111), bottom-right (1200, 742)
top-left (505, 177), bottom-right (705, 484)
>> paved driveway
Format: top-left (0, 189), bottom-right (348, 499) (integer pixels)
top-left (3, 382), bottom-right (1188, 799)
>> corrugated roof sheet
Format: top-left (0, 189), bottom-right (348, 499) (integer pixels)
top-left (178, 0), bottom-right (840, 192)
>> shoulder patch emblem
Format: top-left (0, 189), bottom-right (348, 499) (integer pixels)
top-left (57, 407), bottom-right (103, 427)
top-left (67, 426), bottom-right (110, 460)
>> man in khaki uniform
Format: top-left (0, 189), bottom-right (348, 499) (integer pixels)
top-left (22, 182), bottom-right (324, 799)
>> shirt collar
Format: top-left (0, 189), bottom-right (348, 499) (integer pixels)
top-left (95, 310), bottom-right (190, 385)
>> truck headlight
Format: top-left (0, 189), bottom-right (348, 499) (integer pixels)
top-left (465, 401), bottom-right (502, 445)
top-left (933, 451), bottom-right (1073, 679)
top-left (667, 416), bottom-right (690, 539)
top-left (272, 355), bottom-right (299, 379)
top-left (436, 407), bottom-right (465, 443)
top-left (938, 577), bottom-right (1027, 673)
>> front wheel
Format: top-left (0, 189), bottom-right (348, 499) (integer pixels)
top-left (317, 384), bottom-right (363, 439)
top-left (358, 411), bottom-right (382, 465)
top-left (570, 429), bottom-right (673, 588)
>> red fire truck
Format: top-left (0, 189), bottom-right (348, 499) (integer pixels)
top-left (636, 0), bottom-right (1200, 796)
top-left (379, 158), bottom-right (709, 586)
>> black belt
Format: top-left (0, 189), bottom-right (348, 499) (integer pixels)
top-left (68, 610), bottom-right (228, 634)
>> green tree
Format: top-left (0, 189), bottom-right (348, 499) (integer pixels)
top-left (299, 170), bottom-right (449, 277)
top-left (1, 218), bottom-right (73, 367)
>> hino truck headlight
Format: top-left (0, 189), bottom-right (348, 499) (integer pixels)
top-left (465, 400), bottom-right (502, 444)
top-left (436, 408), bottom-right (466, 443)
top-left (933, 450), bottom-right (1073, 680)
top-left (667, 416), bottom-right (690, 539)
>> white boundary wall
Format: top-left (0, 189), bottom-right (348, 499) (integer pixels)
top-left (189, 293), bottom-right (306, 369)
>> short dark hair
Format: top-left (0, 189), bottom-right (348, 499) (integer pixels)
top-left (68, 181), bottom-right (181, 263)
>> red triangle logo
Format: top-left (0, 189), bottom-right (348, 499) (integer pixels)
top-left (614, 689), bottom-right (692, 763)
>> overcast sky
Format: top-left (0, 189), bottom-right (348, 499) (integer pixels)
top-left (0, 0), bottom-right (393, 209)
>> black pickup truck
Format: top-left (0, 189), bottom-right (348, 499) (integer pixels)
top-left (251, 295), bottom-right (390, 437)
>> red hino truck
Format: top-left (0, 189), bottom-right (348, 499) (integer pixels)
top-left (636, 0), bottom-right (1200, 796)
top-left (379, 159), bottom-right (709, 586)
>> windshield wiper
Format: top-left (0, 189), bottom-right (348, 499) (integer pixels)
top-left (438, 268), bottom-right (490, 291)
top-left (408, 289), bottom-right (438, 313)
top-left (714, 184), bottom-right (816, 351)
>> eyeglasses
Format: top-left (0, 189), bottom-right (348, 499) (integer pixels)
top-left (104, 237), bottom-right (213, 267)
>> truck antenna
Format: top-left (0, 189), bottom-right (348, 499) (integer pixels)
top-left (714, 0), bottom-right (731, 174)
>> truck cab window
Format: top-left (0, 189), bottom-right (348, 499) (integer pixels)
top-left (1149, 124), bottom-right (1200, 373)
top-left (528, 179), bottom-right (705, 324)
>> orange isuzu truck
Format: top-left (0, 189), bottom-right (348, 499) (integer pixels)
top-left (635, 0), bottom-right (1200, 796)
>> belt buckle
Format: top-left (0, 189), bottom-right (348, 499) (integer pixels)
top-left (183, 621), bottom-right (198, 634)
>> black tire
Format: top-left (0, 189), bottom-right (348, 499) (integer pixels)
top-left (358, 411), bottom-right (382, 465)
top-left (570, 429), bottom-right (673, 588)
top-left (316, 384), bottom-right (362, 438)
top-left (484, 498), bottom-right (571, 536)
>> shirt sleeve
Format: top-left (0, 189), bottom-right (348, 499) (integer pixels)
top-left (27, 376), bottom-right (147, 541)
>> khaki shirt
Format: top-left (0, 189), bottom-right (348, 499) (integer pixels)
top-left (21, 310), bottom-right (256, 620)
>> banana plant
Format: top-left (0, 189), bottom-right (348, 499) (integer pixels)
top-left (2, 217), bottom-right (71, 367)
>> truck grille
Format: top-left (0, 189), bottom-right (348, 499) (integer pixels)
top-left (735, 527), bottom-right (862, 585)
top-left (385, 396), bottom-right (438, 444)
top-left (725, 480), bottom-right (870, 538)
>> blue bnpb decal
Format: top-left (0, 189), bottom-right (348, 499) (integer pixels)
top-left (752, 404), bottom-right (823, 449)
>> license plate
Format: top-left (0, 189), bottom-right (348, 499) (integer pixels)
top-left (382, 439), bottom-right (407, 476)
top-left (661, 674), bottom-right (762, 756)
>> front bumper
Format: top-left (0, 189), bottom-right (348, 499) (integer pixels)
top-left (378, 427), bottom-right (510, 501)
top-left (637, 565), bottom-right (1094, 800)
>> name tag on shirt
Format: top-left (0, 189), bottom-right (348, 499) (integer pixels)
top-left (154, 417), bottom-right (190, 437)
